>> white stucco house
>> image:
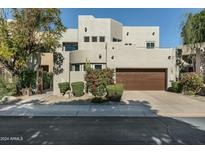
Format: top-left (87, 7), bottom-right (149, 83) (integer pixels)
top-left (53, 15), bottom-right (176, 95)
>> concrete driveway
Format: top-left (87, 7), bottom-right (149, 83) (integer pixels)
top-left (122, 91), bottom-right (205, 117)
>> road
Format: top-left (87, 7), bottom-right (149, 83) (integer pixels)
top-left (0, 117), bottom-right (205, 145)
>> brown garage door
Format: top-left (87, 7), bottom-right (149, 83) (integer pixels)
top-left (116, 69), bottom-right (167, 90)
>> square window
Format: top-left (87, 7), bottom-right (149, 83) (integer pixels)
top-left (95, 64), bottom-right (102, 70)
top-left (146, 42), bottom-right (155, 49)
top-left (99, 36), bottom-right (105, 42)
top-left (71, 64), bottom-right (80, 71)
top-left (84, 36), bottom-right (90, 42)
top-left (92, 36), bottom-right (97, 42)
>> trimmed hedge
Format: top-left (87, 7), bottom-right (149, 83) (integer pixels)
top-left (58, 82), bottom-right (70, 95)
top-left (71, 82), bottom-right (84, 97)
top-left (106, 84), bottom-right (123, 101)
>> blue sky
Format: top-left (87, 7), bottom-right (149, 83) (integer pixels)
top-left (60, 8), bottom-right (202, 48)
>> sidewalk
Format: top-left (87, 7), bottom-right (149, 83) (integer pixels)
top-left (0, 103), bottom-right (157, 117)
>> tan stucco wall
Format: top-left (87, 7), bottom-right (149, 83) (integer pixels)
top-left (41, 53), bottom-right (53, 72)
top-left (78, 15), bottom-right (111, 50)
top-left (122, 26), bottom-right (160, 48)
top-left (60, 29), bottom-right (78, 44)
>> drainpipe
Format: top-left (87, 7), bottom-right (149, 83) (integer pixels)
top-left (105, 42), bottom-right (108, 68)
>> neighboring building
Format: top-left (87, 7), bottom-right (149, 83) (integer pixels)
top-left (53, 15), bottom-right (176, 95)
top-left (177, 42), bottom-right (205, 80)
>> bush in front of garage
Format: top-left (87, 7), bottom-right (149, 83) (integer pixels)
top-left (106, 84), bottom-right (123, 101)
top-left (85, 68), bottom-right (114, 98)
top-left (58, 82), bottom-right (70, 95)
top-left (180, 73), bottom-right (204, 95)
top-left (167, 81), bottom-right (182, 93)
top-left (71, 81), bottom-right (84, 97)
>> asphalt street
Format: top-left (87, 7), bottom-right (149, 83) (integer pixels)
top-left (0, 117), bottom-right (205, 145)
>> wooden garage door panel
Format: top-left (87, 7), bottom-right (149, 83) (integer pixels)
top-left (116, 69), bottom-right (166, 90)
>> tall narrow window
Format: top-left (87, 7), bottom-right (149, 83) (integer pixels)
top-left (126, 32), bottom-right (129, 36)
top-left (92, 36), bottom-right (97, 42)
top-left (85, 27), bottom-right (87, 32)
top-left (84, 36), bottom-right (90, 42)
top-left (99, 36), bottom-right (105, 42)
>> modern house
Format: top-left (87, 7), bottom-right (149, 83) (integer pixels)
top-left (53, 15), bottom-right (176, 95)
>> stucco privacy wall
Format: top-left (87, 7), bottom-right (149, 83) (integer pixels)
top-left (41, 53), bottom-right (53, 72)
top-left (123, 26), bottom-right (160, 48)
top-left (70, 43), bottom-right (107, 64)
top-left (53, 51), bottom-right (70, 95)
top-left (106, 43), bottom-right (176, 87)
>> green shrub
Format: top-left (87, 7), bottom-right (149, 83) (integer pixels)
top-left (180, 73), bottom-right (204, 95)
top-left (0, 77), bottom-right (16, 100)
top-left (167, 81), bottom-right (182, 93)
top-left (71, 82), bottom-right (84, 97)
top-left (19, 69), bottom-right (36, 89)
top-left (184, 90), bottom-right (195, 95)
top-left (58, 82), bottom-right (70, 95)
top-left (85, 68), bottom-right (114, 97)
top-left (43, 72), bottom-right (53, 90)
top-left (91, 97), bottom-right (107, 103)
top-left (106, 84), bottom-right (123, 101)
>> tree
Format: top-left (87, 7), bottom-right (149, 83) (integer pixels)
top-left (181, 9), bottom-right (205, 74)
top-left (0, 9), bottom-right (66, 93)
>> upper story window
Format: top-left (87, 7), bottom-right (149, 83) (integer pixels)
top-left (92, 36), bottom-right (97, 42)
top-left (63, 42), bottom-right (78, 51)
top-left (126, 32), bottom-right (129, 36)
top-left (113, 38), bottom-right (117, 42)
top-left (146, 42), bottom-right (155, 49)
top-left (84, 36), bottom-right (90, 42)
top-left (99, 36), bottom-right (105, 42)
top-left (85, 27), bottom-right (87, 32)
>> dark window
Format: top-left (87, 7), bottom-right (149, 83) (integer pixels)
top-left (84, 37), bottom-right (90, 42)
top-left (41, 65), bottom-right (49, 72)
top-left (63, 42), bottom-right (78, 51)
top-left (113, 38), bottom-right (117, 42)
top-left (95, 64), bottom-right (102, 70)
top-left (152, 32), bottom-right (155, 36)
top-left (92, 36), bottom-right (97, 42)
top-left (99, 36), bottom-right (105, 42)
top-left (126, 32), bottom-right (129, 36)
top-left (146, 42), bottom-right (155, 49)
top-left (85, 27), bottom-right (87, 32)
top-left (72, 64), bottom-right (80, 71)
